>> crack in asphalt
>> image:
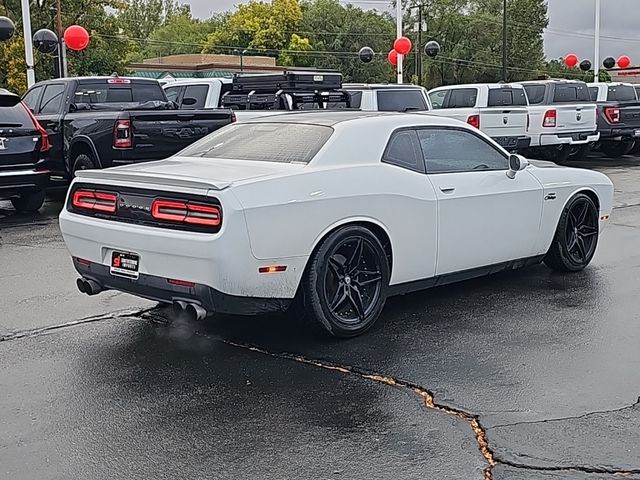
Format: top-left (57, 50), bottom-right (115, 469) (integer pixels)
top-left (220, 339), bottom-right (640, 479)
top-left (489, 397), bottom-right (640, 430)
top-left (0, 306), bottom-right (156, 342)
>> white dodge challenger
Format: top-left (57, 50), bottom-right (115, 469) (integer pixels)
top-left (60, 112), bottom-right (614, 337)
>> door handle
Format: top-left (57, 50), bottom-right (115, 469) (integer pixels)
top-left (439, 186), bottom-right (456, 194)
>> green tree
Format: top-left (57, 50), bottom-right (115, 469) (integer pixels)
top-left (118, 0), bottom-right (180, 40)
top-left (295, 0), bottom-right (396, 82)
top-left (202, 0), bottom-right (306, 55)
top-left (1, 0), bottom-right (130, 93)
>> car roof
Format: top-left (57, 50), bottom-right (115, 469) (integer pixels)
top-left (519, 79), bottom-right (587, 85)
top-left (244, 110), bottom-right (461, 127)
top-left (342, 83), bottom-right (425, 90)
top-left (31, 76), bottom-right (159, 86)
top-left (431, 82), bottom-right (525, 90)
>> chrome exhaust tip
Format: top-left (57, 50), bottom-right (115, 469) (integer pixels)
top-left (185, 303), bottom-right (208, 321)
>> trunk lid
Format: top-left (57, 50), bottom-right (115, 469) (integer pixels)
top-left (75, 156), bottom-right (304, 191)
top-left (480, 107), bottom-right (529, 137)
top-left (0, 94), bottom-right (42, 169)
top-left (554, 104), bottom-right (597, 132)
top-left (618, 102), bottom-right (640, 128)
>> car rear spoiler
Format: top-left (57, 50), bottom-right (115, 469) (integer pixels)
top-left (75, 170), bottom-right (232, 191)
top-left (0, 90), bottom-right (21, 107)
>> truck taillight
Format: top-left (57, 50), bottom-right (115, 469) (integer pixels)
top-left (604, 107), bottom-right (621, 124)
top-left (23, 103), bottom-right (51, 152)
top-left (543, 109), bottom-right (557, 128)
top-left (72, 190), bottom-right (118, 213)
top-left (113, 119), bottom-right (132, 149)
top-left (151, 199), bottom-right (221, 227)
top-left (467, 114), bottom-right (480, 129)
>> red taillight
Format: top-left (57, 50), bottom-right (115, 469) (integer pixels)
top-left (72, 190), bottom-right (117, 213)
top-left (22, 103), bottom-right (51, 152)
top-left (604, 107), bottom-right (621, 124)
top-left (113, 119), bottom-right (132, 149)
top-left (543, 109), bottom-right (557, 128)
top-left (167, 278), bottom-right (195, 287)
top-left (151, 199), bottom-right (221, 227)
top-left (467, 114), bottom-right (480, 129)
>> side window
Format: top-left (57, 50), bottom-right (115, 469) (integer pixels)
top-left (418, 128), bottom-right (508, 174)
top-left (429, 90), bottom-right (448, 109)
top-left (588, 87), bottom-right (599, 101)
top-left (22, 86), bottom-right (44, 112)
top-left (182, 85), bottom-right (208, 109)
top-left (382, 129), bottom-right (424, 173)
top-left (164, 86), bottom-right (182, 104)
top-left (347, 91), bottom-right (362, 108)
top-left (447, 88), bottom-right (478, 108)
top-left (39, 84), bottom-right (65, 114)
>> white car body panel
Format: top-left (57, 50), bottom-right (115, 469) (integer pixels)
top-left (59, 113), bottom-right (614, 309)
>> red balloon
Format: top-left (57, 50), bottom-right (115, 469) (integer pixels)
top-left (394, 36), bottom-right (412, 56)
top-left (617, 55), bottom-right (631, 68)
top-left (388, 49), bottom-right (398, 66)
top-left (563, 54), bottom-right (579, 68)
top-left (64, 25), bottom-right (90, 51)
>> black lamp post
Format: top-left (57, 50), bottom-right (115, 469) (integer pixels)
top-left (502, 0), bottom-right (508, 82)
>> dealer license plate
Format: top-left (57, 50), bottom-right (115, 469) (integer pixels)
top-left (110, 251), bottom-right (139, 279)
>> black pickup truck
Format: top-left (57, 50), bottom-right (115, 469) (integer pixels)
top-left (588, 82), bottom-right (640, 158)
top-left (21, 76), bottom-right (235, 178)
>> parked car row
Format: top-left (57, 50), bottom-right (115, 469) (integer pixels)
top-left (427, 79), bottom-right (640, 161)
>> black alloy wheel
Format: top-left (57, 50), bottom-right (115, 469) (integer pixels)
top-left (544, 193), bottom-right (599, 272)
top-left (72, 153), bottom-right (97, 177)
top-left (303, 225), bottom-right (389, 338)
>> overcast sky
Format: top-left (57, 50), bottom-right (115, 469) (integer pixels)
top-left (192, 0), bottom-right (640, 63)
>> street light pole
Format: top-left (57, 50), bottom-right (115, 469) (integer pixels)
top-left (502, 0), bottom-right (507, 82)
top-left (20, 0), bottom-right (35, 87)
top-left (417, 5), bottom-right (423, 86)
top-left (396, 0), bottom-right (403, 84)
top-left (594, 0), bottom-right (601, 83)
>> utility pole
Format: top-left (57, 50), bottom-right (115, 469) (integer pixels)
top-left (55, 0), bottom-right (66, 78)
top-left (417, 5), bottom-right (423, 85)
top-left (594, 0), bottom-right (601, 83)
top-left (396, 0), bottom-right (403, 84)
top-left (502, 0), bottom-right (508, 82)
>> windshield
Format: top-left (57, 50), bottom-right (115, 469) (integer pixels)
top-left (178, 122), bottom-right (334, 164)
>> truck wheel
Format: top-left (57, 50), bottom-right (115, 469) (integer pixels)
top-left (72, 153), bottom-right (97, 176)
top-left (11, 190), bottom-right (45, 212)
top-left (568, 144), bottom-right (591, 161)
top-left (600, 141), bottom-right (634, 158)
top-left (628, 141), bottom-right (640, 156)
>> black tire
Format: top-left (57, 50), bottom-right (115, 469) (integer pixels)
top-left (72, 153), bottom-right (97, 176)
top-left (303, 225), bottom-right (390, 338)
top-left (544, 193), bottom-right (599, 273)
top-left (600, 141), bottom-right (634, 158)
top-left (10, 190), bottom-right (45, 212)
top-left (629, 140), bottom-right (640, 156)
top-left (568, 144), bottom-right (591, 161)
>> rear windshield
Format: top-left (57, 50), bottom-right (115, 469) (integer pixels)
top-left (376, 90), bottom-right (428, 111)
top-left (589, 87), bottom-right (599, 101)
top-left (74, 82), bottom-right (166, 105)
top-left (178, 123), bottom-right (333, 164)
top-left (523, 85), bottom-right (546, 104)
top-left (553, 83), bottom-right (591, 103)
top-left (0, 102), bottom-right (33, 127)
top-left (487, 88), bottom-right (528, 107)
top-left (607, 85), bottom-right (637, 102)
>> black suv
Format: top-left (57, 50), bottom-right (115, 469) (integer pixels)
top-left (0, 89), bottom-right (51, 211)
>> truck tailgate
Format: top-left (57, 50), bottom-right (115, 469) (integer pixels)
top-left (555, 104), bottom-right (597, 132)
top-left (619, 103), bottom-right (640, 128)
top-left (128, 109), bottom-right (233, 159)
top-left (480, 107), bottom-right (528, 137)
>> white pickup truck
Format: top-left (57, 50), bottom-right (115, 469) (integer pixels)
top-left (427, 83), bottom-right (531, 151)
top-left (163, 78), bottom-right (432, 119)
top-left (518, 80), bottom-right (599, 161)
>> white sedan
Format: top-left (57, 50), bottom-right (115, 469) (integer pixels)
top-left (59, 112), bottom-right (614, 337)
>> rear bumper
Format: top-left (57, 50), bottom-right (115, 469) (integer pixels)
top-left (492, 135), bottom-right (531, 150)
top-left (73, 258), bottom-right (292, 315)
top-left (0, 168), bottom-right (50, 196)
top-left (598, 127), bottom-right (640, 140)
top-left (539, 131), bottom-right (600, 146)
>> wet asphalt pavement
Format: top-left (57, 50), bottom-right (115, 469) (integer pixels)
top-left (2, 156), bottom-right (640, 479)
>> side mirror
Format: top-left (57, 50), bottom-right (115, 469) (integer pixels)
top-left (507, 154), bottom-right (529, 179)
